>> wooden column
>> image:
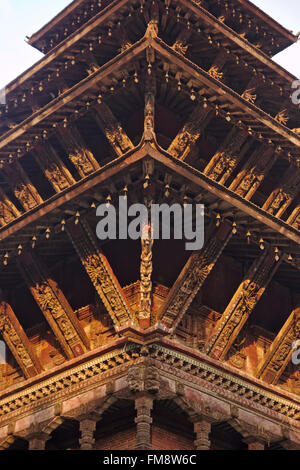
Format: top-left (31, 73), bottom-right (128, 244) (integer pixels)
top-left (194, 418), bottom-right (212, 451)
top-left (262, 165), bottom-right (300, 218)
top-left (79, 418), bottom-right (97, 450)
top-left (245, 438), bottom-right (265, 450)
top-left (93, 102), bottom-right (134, 156)
top-left (3, 162), bottom-right (43, 211)
top-left (0, 301), bottom-right (42, 378)
top-left (256, 306), bottom-right (300, 384)
top-left (134, 396), bottom-right (153, 450)
top-left (203, 128), bottom-right (249, 184)
top-left (17, 251), bottom-right (89, 359)
top-left (67, 219), bottom-right (132, 327)
top-left (160, 223), bottom-right (232, 329)
top-left (28, 432), bottom-right (50, 450)
top-left (206, 249), bottom-right (281, 360)
top-left (33, 142), bottom-right (75, 193)
top-left (57, 124), bottom-right (100, 178)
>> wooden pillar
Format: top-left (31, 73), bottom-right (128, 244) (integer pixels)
top-left (245, 437), bottom-right (265, 451)
top-left (79, 418), bottom-right (97, 450)
top-left (28, 432), bottom-right (50, 450)
top-left (134, 396), bottom-right (153, 450)
top-left (194, 418), bottom-right (211, 450)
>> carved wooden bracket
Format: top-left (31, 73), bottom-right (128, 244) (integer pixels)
top-left (17, 251), bottom-right (89, 359)
top-left (67, 219), bottom-right (132, 327)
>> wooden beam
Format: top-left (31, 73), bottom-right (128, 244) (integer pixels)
top-left (17, 251), bottom-right (89, 359)
top-left (229, 143), bottom-right (276, 200)
top-left (203, 127), bottom-right (249, 184)
top-left (160, 223), bottom-right (232, 329)
top-left (57, 124), bottom-right (100, 178)
top-left (33, 142), bottom-right (76, 193)
top-left (93, 102), bottom-right (134, 156)
top-left (206, 249), bottom-right (281, 360)
top-left (66, 219), bottom-right (132, 327)
top-left (3, 162), bottom-right (43, 211)
top-left (256, 307), bottom-right (300, 384)
top-left (0, 301), bottom-right (42, 378)
top-left (167, 105), bottom-right (213, 161)
top-left (262, 165), bottom-right (300, 218)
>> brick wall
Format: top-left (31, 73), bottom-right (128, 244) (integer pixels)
top-left (152, 425), bottom-right (195, 450)
top-left (95, 427), bottom-right (136, 450)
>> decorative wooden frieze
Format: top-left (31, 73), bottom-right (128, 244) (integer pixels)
top-left (33, 143), bottom-right (75, 193)
top-left (262, 165), bottom-right (300, 218)
top-left (93, 102), bottom-right (134, 156)
top-left (167, 105), bottom-right (213, 160)
top-left (57, 124), bottom-right (100, 178)
top-left (0, 301), bottom-right (42, 378)
top-left (160, 223), bottom-right (232, 329)
top-left (287, 206), bottom-right (300, 230)
top-left (67, 219), bottom-right (132, 327)
top-left (229, 144), bottom-right (276, 200)
top-left (0, 188), bottom-right (20, 227)
top-left (17, 252), bottom-right (89, 359)
top-left (256, 307), bottom-right (300, 385)
top-left (3, 162), bottom-right (43, 211)
top-left (206, 250), bottom-right (281, 360)
top-left (204, 128), bottom-right (249, 184)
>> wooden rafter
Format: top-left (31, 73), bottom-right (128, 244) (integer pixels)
top-left (256, 306), bottom-right (300, 384)
top-left (17, 251), bottom-right (89, 359)
top-left (160, 223), bottom-right (232, 329)
top-left (93, 102), bottom-right (134, 156)
top-left (0, 301), bottom-right (42, 378)
top-left (57, 124), bottom-right (100, 178)
top-left (66, 219), bottom-right (133, 328)
top-left (33, 141), bottom-right (75, 193)
top-left (206, 249), bottom-right (282, 360)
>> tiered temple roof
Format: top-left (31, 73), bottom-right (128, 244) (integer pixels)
top-left (0, 0), bottom-right (299, 451)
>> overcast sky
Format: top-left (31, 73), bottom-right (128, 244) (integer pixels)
top-left (0, 0), bottom-right (299, 89)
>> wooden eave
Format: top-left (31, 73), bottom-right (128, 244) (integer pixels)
top-left (0, 144), bottom-right (298, 268)
top-left (4, 0), bottom-right (298, 104)
top-left (1, 35), bottom-right (300, 163)
top-left (236, 0), bottom-right (298, 46)
top-left (5, 0), bottom-right (133, 97)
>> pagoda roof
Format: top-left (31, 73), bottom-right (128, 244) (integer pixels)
top-left (27, 0), bottom-right (298, 56)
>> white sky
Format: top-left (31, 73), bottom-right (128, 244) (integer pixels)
top-left (0, 0), bottom-right (299, 89)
